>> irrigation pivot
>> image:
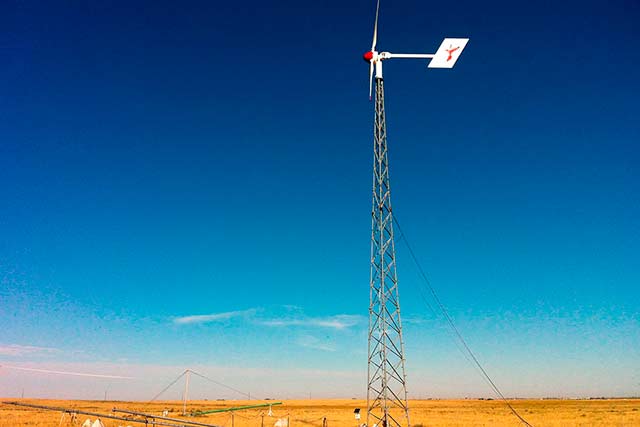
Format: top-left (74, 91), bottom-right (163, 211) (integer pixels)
top-left (364, 2), bottom-right (469, 427)
top-left (3, 402), bottom-right (223, 427)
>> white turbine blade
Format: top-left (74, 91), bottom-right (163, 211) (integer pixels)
top-left (371, 0), bottom-right (380, 51)
top-left (369, 61), bottom-right (374, 100)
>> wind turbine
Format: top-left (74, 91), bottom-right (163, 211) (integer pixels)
top-left (364, 1), bottom-right (469, 99)
top-left (364, 2), bottom-right (469, 427)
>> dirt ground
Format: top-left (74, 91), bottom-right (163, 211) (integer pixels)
top-left (1, 398), bottom-right (639, 427)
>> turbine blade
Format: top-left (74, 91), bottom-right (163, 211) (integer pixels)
top-left (371, 0), bottom-right (380, 51)
top-left (369, 61), bottom-right (374, 100)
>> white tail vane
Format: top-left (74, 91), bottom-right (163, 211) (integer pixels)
top-left (362, 0), bottom-right (469, 99)
top-left (428, 38), bottom-right (470, 68)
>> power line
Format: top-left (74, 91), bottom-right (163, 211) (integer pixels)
top-left (393, 216), bottom-right (535, 427)
top-left (150, 370), bottom-right (188, 402)
top-left (149, 369), bottom-right (251, 402)
top-left (395, 231), bottom-right (506, 396)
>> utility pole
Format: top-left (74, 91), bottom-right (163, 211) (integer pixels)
top-left (183, 370), bottom-right (191, 416)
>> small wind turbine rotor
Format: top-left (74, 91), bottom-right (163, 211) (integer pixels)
top-left (365, 0), bottom-right (381, 99)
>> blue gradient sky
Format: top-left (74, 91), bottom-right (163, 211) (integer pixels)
top-left (1, 0), bottom-right (639, 399)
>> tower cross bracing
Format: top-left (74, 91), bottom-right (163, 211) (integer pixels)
top-left (367, 76), bottom-right (410, 427)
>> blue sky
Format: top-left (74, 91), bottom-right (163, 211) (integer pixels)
top-left (1, 0), bottom-right (639, 399)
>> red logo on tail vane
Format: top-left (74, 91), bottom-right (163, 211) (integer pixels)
top-left (446, 45), bottom-right (460, 61)
top-left (428, 38), bottom-right (469, 69)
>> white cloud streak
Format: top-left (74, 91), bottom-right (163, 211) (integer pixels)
top-left (173, 309), bottom-right (256, 325)
top-left (296, 335), bottom-right (336, 352)
top-left (402, 315), bottom-right (429, 325)
top-left (261, 314), bottom-right (364, 330)
top-left (0, 365), bottom-right (134, 379)
top-left (0, 344), bottom-right (59, 356)
top-left (173, 308), bottom-right (364, 330)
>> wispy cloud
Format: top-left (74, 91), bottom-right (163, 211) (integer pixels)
top-left (173, 309), bottom-right (256, 325)
top-left (0, 344), bottom-right (59, 356)
top-left (402, 315), bottom-right (429, 325)
top-left (261, 314), bottom-right (364, 330)
top-left (173, 308), bottom-right (364, 330)
top-left (296, 335), bottom-right (336, 352)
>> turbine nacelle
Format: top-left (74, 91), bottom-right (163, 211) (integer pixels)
top-left (362, 50), bottom-right (392, 65)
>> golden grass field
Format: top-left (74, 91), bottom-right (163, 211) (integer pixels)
top-left (1, 398), bottom-right (639, 427)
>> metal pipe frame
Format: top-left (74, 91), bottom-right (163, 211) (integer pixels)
top-left (3, 401), bottom-right (221, 427)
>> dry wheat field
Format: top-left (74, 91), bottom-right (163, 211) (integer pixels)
top-left (1, 398), bottom-right (639, 427)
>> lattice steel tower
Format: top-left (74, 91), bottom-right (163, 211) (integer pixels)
top-left (363, 2), bottom-right (469, 426)
top-left (367, 75), bottom-right (410, 427)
